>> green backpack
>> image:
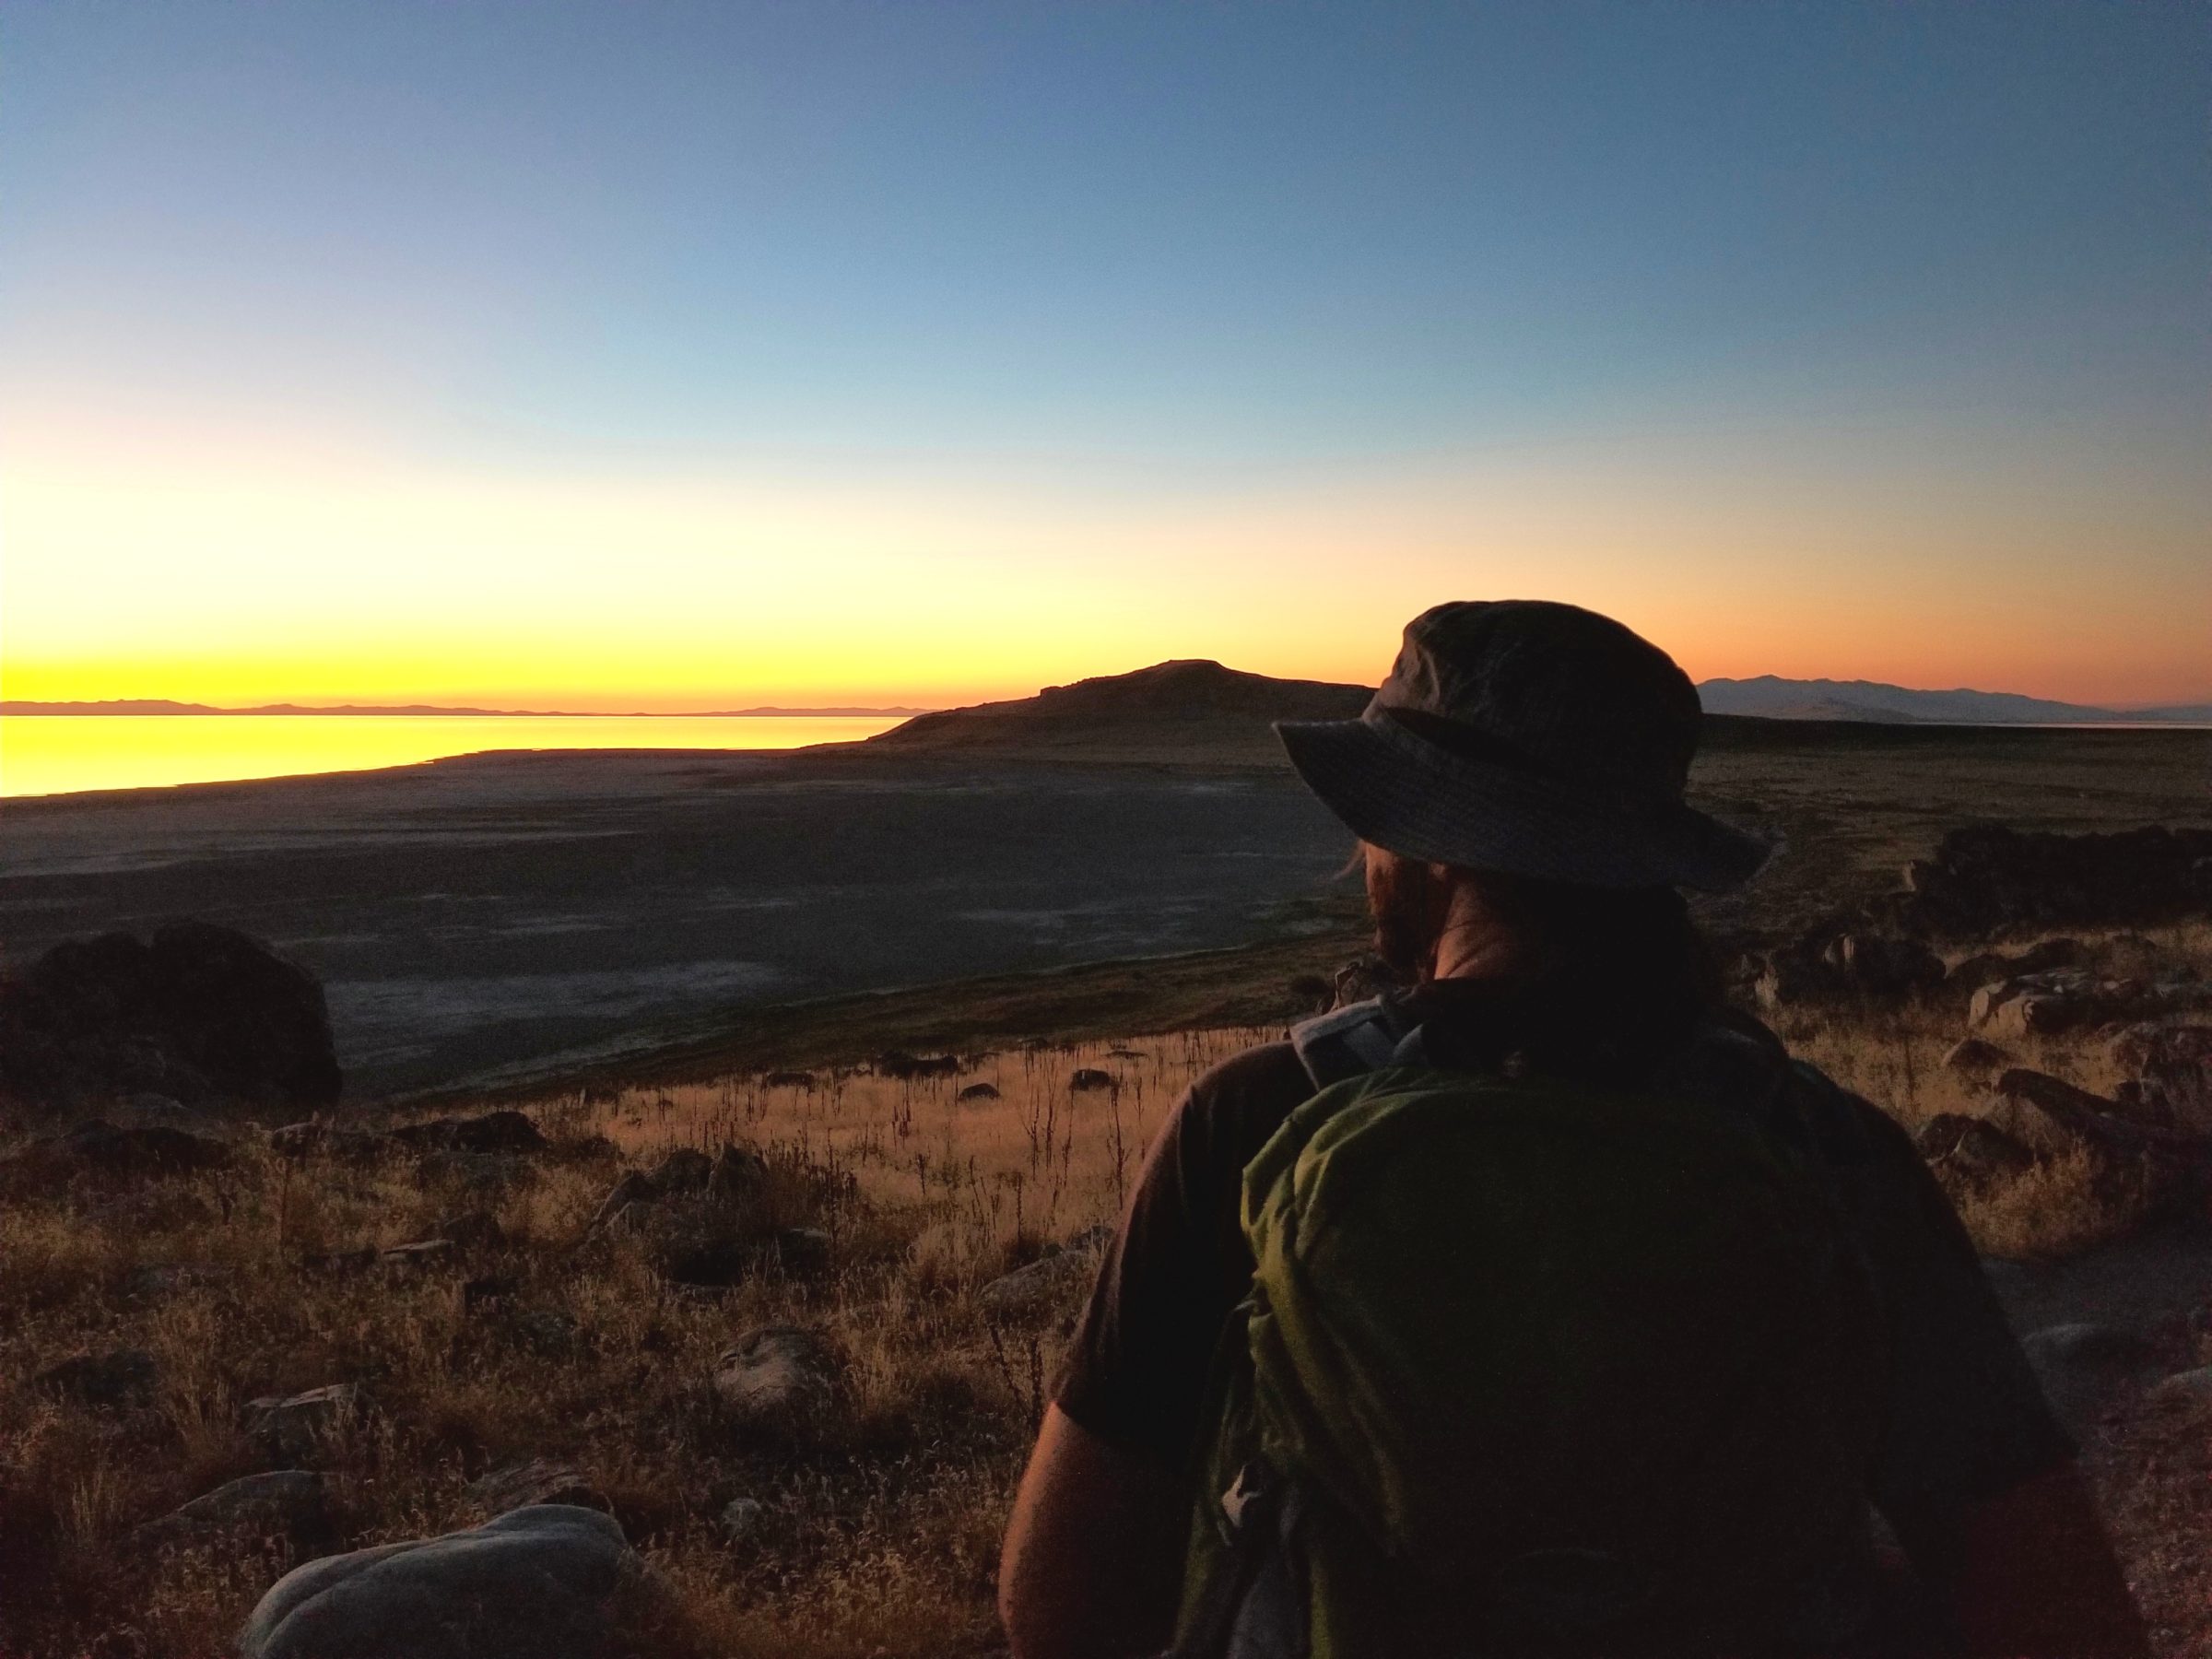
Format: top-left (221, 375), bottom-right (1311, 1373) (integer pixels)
top-left (1171, 1026), bottom-right (1887, 1658)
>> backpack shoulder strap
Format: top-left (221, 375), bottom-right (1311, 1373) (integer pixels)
top-left (1288, 996), bottom-right (1425, 1089)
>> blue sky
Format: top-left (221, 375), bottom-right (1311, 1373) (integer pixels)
top-left (4, 2), bottom-right (2206, 705)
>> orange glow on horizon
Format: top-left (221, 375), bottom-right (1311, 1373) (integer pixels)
top-left (6, 398), bottom-right (2207, 713)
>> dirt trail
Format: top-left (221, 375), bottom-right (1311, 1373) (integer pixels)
top-left (1991, 1220), bottom-right (2212, 1655)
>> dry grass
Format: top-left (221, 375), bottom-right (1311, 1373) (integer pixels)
top-left (0, 1030), bottom-right (1267, 1659)
top-left (3, 920), bottom-right (2206, 1654)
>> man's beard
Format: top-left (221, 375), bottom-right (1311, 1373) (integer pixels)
top-left (1365, 850), bottom-right (1453, 982)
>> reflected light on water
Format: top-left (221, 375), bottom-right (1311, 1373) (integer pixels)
top-left (0, 715), bottom-right (905, 798)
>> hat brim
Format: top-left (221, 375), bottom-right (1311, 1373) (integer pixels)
top-left (1275, 714), bottom-right (1773, 892)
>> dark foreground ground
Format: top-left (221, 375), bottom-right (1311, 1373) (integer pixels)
top-left (1, 720), bottom-right (2204, 1100)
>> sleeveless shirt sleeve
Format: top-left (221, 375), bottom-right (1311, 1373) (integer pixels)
top-left (1838, 1094), bottom-right (2077, 1510)
top-left (1053, 1041), bottom-right (1311, 1468)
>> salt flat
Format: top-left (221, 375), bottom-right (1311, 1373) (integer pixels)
top-left (0, 746), bottom-right (1354, 1097)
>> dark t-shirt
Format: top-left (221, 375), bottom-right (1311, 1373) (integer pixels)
top-left (1054, 983), bottom-right (2072, 1523)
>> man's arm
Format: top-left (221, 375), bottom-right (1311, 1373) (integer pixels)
top-left (1890, 1461), bottom-right (2150, 1659)
top-left (1000, 1405), bottom-right (1187, 1659)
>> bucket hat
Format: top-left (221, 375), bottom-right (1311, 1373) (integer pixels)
top-left (1275, 600), bottom-right (1771, 890)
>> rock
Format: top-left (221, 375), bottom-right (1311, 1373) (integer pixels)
top-left (707, 1143), bottom-right (768, 1203)
top-left (388, 1111), bottom-right (547, 1157)
top-left (1941, 1038), bottom-right (2013, 1084)
top-left (1914, 1114), bottom-right (2033, 1186)
top-left (761, 1069), bottom-right (816, 1089)
top-left (237, 1504), bottom-right (636, 1659)
top-left (1897, 824), bottom-right (2212, 937)
top-left (0, 923), bottom-right (340, 1115)
top-left (1985, 1069), bottom-right (2141, 1159)
top-left (588, 1171), bottom-right (658, 1232)
top-left (1068, 1068), bottom-right (1117, 1092)
top-left (2021, 1323), bottom-right (2159, 1434)
top-left (37, 1118), bottom-right (235, 1176)
top-left (119, 1092), bottom-right (197, 1124)
top-left (247, 1383), bottom-right (371, 1462)
top-left (645, 1147), bottom-right (713, 1195)
top-left (139, 1470), bottom-right (334, 1551)
top-left (35, 1347), bottom-right (159, 1408)
top-left (435, 1209), bottom-right (506, 1251)
top-left (2112, 1024), bottom-right (2212, 1134)
top-left (712, 1326), bottom-right (840, 1422)
top-left (466, 1459), bottom-right (606, 1519)
top-left (977, 1249), bottom-right (1101, 1324)
top-left (955, 1082), bottom-right (1001, 1102)
top-left (1757, 929), bottom-right (1944, 1008)
top-left (718, 1497), bottom-right (765, 1542)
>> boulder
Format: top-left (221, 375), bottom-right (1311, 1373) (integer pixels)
top-left (1068, 1068), bottom-right (1117, 1093)
top-left (139, 1470), bottom-right (334, 1552)
top-left (238, 1504), bottom-right (636, 1659)
top-left (955, 1082), bottom-right (1002, 1103)
top-left (977, 1245), bottom-right (1103, 1324)
top-left (0, 923), bottom-right (340, 1114)
top-left (1900, 824), bottom-right (2212, 936)
top-left (1914, 1115), bottom-right (2033, 1187)
top-left (466, 1459), bottom-right (606, 1519)
top-left (35, 1347), bottom-right (159, 1409)
top-left (712, 1326), bottom-right (840, 1422)
top-left (761, 1069), bottom-right (816, 1089)
top-left (1941, 1038), bottom-right (2012, 1084)
top-left (2112, 1024), bottom-right (2212, 1134)
top-left (247, 1383), bottom-right (371, 1463)
top-left (1985, 1069), bottom-right (2139, 1159)
top-left (1756, 929), bottom-right (1943, 1008)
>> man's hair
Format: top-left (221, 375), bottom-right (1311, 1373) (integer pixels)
top-left (1366, 850), bottom-right (1720, 1010)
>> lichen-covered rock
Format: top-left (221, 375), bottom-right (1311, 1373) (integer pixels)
top-left (238, 1504), bottom-right (635, 1659)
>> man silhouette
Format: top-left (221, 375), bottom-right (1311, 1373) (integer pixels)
top-left (1000, 602), bottom-right (2148, 1658)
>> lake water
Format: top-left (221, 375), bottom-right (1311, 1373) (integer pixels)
top-left (0, 714), bottom-right (907, 797)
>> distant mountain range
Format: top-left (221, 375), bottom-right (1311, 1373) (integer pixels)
top-left (1695, 677), bottom-right (2212, 725)
top-left (8, 675), bottom-right (2205, 730)
top-left (0, 699), bottom-right (934, 717)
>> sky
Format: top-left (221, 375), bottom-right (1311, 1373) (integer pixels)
top-left (3, 1), bottom-right (2206, 711)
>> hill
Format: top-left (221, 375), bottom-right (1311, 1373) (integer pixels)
top-left (867, 658), bottom-right (1370, 761)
